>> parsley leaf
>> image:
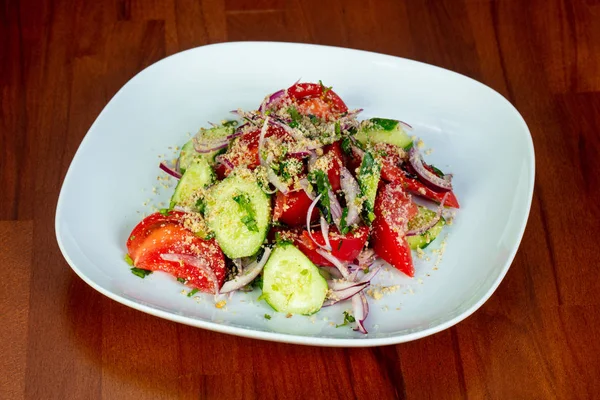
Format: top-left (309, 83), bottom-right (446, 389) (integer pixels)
top-left (319, 80), bottom-right (332, 94)
top-left (233, 192), bottom-right (259, 232)
top-left (336, 311), bottom-right (356, 327)
top-left (177, 277), bottom-right (186, 284)
top-left (264, 314), bottom-right (272, 320)
top-left (429, 164), bottom-right (445, 178)
top-left (341, 137), bottom-right (353, 155)
top-left (222, 120), bottom-right (238, 127)
top-left (309, 114), bottom-right (319, 124)
top-left (288, 106), bottom-right (301, 122)
top-left (307, 170), bottom-right (333, 223)
top-left (335, 121), bottom-right (341, 136)
top-left (131, 267), bottom-right (152, 279)
top-left (187, 288), bottom-right (199, 297)
top-left (159, 208), bottom-right (171, 216)
top-left (339, 207), bottom-right (350, 234)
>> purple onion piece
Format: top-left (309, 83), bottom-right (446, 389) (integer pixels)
top-left (408, 146), bottom-right (452, 192)
top-left (159, 162), bottom-right (182, 179)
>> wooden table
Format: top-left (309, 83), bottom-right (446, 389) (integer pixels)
top-left (2, 0), bottom-right (599, 398)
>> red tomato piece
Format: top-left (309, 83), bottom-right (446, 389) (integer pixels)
top-left (281, 226), bottom-right (370, 267)
top-left (273, 190), bottom-right (318, 227)
top-left (287, 82), bottom-right (348, 116)
top-left (371, 182), bottom-right (418, 277)
top-left (126, 212), bottom-right (226, 293)
top-left (217, 125), bottom-right (289, 177)
top-left (322, 141), bottom-right (344, 192)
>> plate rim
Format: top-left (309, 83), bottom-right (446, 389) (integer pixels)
top-left (55, 41), bottom-right (536, 347)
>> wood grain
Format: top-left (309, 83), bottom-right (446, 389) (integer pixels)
top-left (1, 0), bottom-right (599, 399)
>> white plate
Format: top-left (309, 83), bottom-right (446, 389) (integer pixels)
top-left (56, 42), bottom-right (534, 347)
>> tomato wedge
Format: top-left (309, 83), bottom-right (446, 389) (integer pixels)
top-left (287, 82), bottom-right (348, 117)
top-left (273, 190), bottom-right (318, 227)
top-left (216, 124), bottom-right (289, 178)
top-left (280, 226), bottom-right (369, 267)
top-left (322, 141), bottom-right (344, 192)
top-left (126, 212), bottom-right (226, 292)
top-left (371, 182), bottom-right (418, 277)
top-left (376, 146), bottom-right (460, 209)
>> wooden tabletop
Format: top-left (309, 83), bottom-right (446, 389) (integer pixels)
top-left (2, 0), bottom-right (599, 398)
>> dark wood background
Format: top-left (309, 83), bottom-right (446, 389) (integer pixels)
top-left (2, 0), bottom-right (599, 398)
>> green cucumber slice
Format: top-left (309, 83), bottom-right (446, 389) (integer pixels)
top-left (357, 150), bottom-right (381, 224)
top-left (170, 157), bottom-right (214, 209)
top-left (406, 206), bottom-right (445, 249)
top-left (355, 118), bottom-right (412, 149)
top-left (261, 243), bottom-right (328, 315)
top-left (205, 172), bottom-right (271, 258)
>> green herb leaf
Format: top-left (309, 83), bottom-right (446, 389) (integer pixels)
top-left (222, 120), bottom-right (238, 127)
top-left (159, 208), bottom-right (171, 216)
top-left (319, 80), bottom-right (332, 94)
top-left (252, 275), bottom-right (264, 290)
top-left (429, 164), bottom-right (445, 178)
top-left (288, 106), bottom-right (301, 122)
top-left (124, 254), bottom-right (134, 266)
top-left (336, 311), bottom-right (356, 327)
top-left (264, 314), bottom-right (272, 320)
top-left (275, 231), bottom-right (293, 245)
top-left (341, 137), bottom-right (353, 155)
top-left (307, 170), bottom-right (333, 223)
top-left (233, 192), bottom-right (259, 232)
top-left (177, 277), bottom-right (186, 284)
top-left (131, 267), bottom-right (152, 279)
top-left (195, 197), bottom-right (206, 215)
top-left (309, 115), bottom-right (319, 124)
top-left (335, 121), bottom-right (341, 136)
top-left (339, 207), bottom-right (350, 234)
top-left (188, 288), bottom-right (199, 297)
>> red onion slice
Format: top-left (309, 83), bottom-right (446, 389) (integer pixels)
top-left (266, 168), bottom-right (289, 195)
top-left (406, 192), bottom-right (449, 236)
top-left (327, 279), bottom-right (367, 291)
top-left (356, 248), bottom-right (376, 267)
top-left (322, 282), bottom-right (369, 307)
top-left (399, 121), bottom-right (413, 130)
top-left (159, 162), bottom-right (182, 179)
top-left (320, 216), bottom-right (333, 252)
top-left (259, 89), bottom-right (286, 113)
top-left (160, 253), bottom-right (220, 295)
top-left (307, 194), bottom-right (332, 252)
top-left (193, 138), bottom-right (229, 154)
top-left (408, 146), bottom-right (452, 192)
top-left (340, 166), bottom-right (360, 226)
top-left (215, 155), bottom-right (235, 171)
top-left (352, 292), bottom-right (369, 334)
top-left (220, 247), bottom-right (272, 293)
top-left (315, 249), bottom-right (350, 279)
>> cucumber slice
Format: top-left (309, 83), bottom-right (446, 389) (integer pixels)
top-left (355, 118), bottom-right (412, 149)
top-left (357, 150), bottom-right (381, 224)
top-left (170, 158), bottom-right (214, 209)
top-left (261, 243), bottom-right (328, 315)
top-left (406, 206), bottom-right (445, 249)
top-left (179, 124), bottom-right (235, 172)
top-left (205, 172), bottom-right (271, 258)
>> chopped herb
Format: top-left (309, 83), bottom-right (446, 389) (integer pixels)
top-left (129, 235), bottom-right (136, 241)
top-left (264, 314), bottom-right (272, 320)
top-left (319, 80), bottom-right (332, 94)
top-left (336, 311), bottom-right (356, 327)
top-left (403, 141), bottom-right (414, 151)
top-left (131, 267), bottom-right (152, 279)
top-left (337, 239), bottom-right (344, 251)
top-left (288, 106), bottom-right (301, 122)
top-left (309, 114), bottom-right (319, 124)
top-left (241, 215), bottom-right (259, 232)
top-left (195, 197), bottom-right (206, 215)
top-left (159, 208), bottom-right (171, 216)
top-left (187, 288), bottom-right (199, 297)
top-left (233, 192), bottom-right (259, 232)
top-left (339, 207), bottom-right (350, 234)
top-left (264, 110), bottom-right (272, 116)
top-left (203, 231), bottom-right (215, 240)
top-left (429, 164), bottom-right (445, 178)
top-left (253, 275), bottom-right (264, 290)
top-left (334, 121), bottom-right (341, 136)
top-left (341, 137), bottom-right (353, 155)
top-left (177, 277), bottom-right (186, 284)
top-left (124, 254), bottom-right (134, 266)
top-left (363, 267), bottom-right (370, 274)
top-left (307, 170), bottom-right (333, 223)
top-left (222, 120), bottom-right (238, 127)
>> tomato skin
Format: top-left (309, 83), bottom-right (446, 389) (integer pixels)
top-left (371, 182), bottom-right (417, 277)
top-left (377, 149), bottom-right (460, 209)
top-left (126, 212), bottom-right (226, 292)
top-left (287, 82), bottom-right (348, 115)
top-left (322, 141), bottom-right (344, 192)
top-left (273, 190), bottom-right (318, 227)
top-left (216, 125), bottom-right (289, 178)
top-left (280, 226), bottom-right (370, 266)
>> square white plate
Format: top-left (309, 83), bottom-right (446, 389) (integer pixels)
top-left (56, 42), bottom-right (534, 347)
